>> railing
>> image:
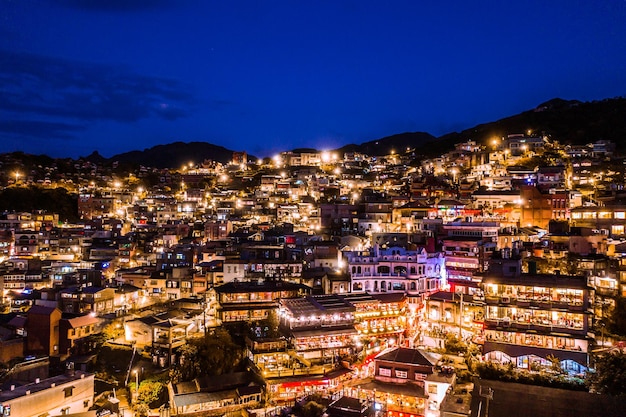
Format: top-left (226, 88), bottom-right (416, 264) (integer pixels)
top-left (484, 339), bottom-right (586, 354)
top-left (484, 318), bottom-right (586, 335)
top-left (595, 287), bottom-right (618, 297)
top-left (484, 295), bottom-right (586, 310)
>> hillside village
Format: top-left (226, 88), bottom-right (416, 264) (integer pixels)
top-left (2, 133), bottom-right (626, 417)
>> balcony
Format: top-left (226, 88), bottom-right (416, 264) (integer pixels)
top-left (153, 335), bottom-right (186, 350)
top-left (595, 287), bottom-right (618, 297)
top-left (484, 295), bottom-right (586, 311)
top-left (484, 318), bottom-right (586, 336)
top-left (483, 340), bottom-right (588, 363)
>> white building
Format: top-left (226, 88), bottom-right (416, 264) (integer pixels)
top-left (347, 245), bottom-right (444, 296)
top-left (0, 370), bottom-right (94, 417)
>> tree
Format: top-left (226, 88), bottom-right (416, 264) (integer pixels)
top-left (102, 321), bottom-right (125, 341)
top-left (588, 350), bottom-right (626, 395)
top-left (170, 328), bottom-right (243, 383)
top-left (608, 295), bottom-right (626, 337)
top-left (258, 309), bottom-right (281, 339)
top-left (546, 354), bottom-right (563, 375)
top-left (444, 334), bottom-right (467, 355)
top-left (137, 380), bottom-right (164, 407)
top-left (132, 403), bottom-right (150, 417)
top-left (301, 401), bottom-right (325, 417)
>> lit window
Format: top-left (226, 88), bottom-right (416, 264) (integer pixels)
top-left (395, 369), bottom-right (408, 378)
top-left (582, 212), bottom-right (596, 219)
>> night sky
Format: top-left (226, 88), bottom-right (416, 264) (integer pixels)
top-left (2, 0), bottom-right (625, 159)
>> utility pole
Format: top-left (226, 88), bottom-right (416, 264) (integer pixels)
top-left (458, 292), bottom-right (464, 339)
top-left (479, 385), bottom-right (494, 417)
top-left (202, 291), bottom-right (207, 337)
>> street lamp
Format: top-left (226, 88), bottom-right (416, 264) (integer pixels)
top-left (450, 168), bottom-right (458, 184)
top-left (14, 172), bottom-right (20, 184)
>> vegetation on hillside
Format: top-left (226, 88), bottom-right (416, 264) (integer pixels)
top-left (168, 328), bottom-right (244, 383)
top-left (0, 186), bottom-right (79, 222)
top-left (431, 97), bottom-right (626, 158)
top-left (587, 350), bottom-right (626, 395)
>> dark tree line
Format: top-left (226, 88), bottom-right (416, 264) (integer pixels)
top-left (0, 186), bottom-right (79, 222)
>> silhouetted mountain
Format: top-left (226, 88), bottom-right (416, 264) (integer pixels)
top-left (3, 97), bottom-right (626, 167)
top-left (335, 132), bottom-right (437, 156)
top-left (425, 96), bottom-right (626, 157)
top-left (289, 148), bottom-right (319, 154)
top-left (83, 150), bottom-right (107, 164)
top-left (109, 141), bottom-right (243, 168)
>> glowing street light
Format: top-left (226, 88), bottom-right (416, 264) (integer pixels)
top-left (14, 172), bottom-right (20, 184)
top-left (450, 168), bottom-right (459, 184)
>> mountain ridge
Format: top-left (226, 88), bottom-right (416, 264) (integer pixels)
top-left (5, 96), bottom-right (626, 168)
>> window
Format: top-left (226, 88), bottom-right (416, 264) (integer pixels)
top-left (428, 384), bottom-right (438, 394)
top-left (379, 367), bottom-right (391, 377)
top-left (64, 386), bottom-right (74, 397)
top-left (395, 369), bottom-right (408, 378)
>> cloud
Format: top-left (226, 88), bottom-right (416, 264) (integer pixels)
top-left (0, 50), bottom-right (194, 137)
top-left (0, 120), bottom-right (85, 139)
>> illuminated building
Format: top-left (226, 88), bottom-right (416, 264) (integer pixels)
top-left (481, 251), bottom-right (593, 373)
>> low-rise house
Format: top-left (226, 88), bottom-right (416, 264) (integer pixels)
top-left (347, 245), bottom-right (444, 295)
top-left (59, 313), bottom-right (101, 356)
top-left (347, 347), bottom-right (454, 416)
top-left (279, 294), bottom-right (357, 365)
top-left (0, 369), bottom-right (94, 417)
top-left (58, 286), bottom-right (115, 315)
top-left (342, 293), bottom-right (407, 344)
top-left (215, 279), bottom-right (309, 324)
top-left (570, 205), bottom-right (626, 238)
top-left (168, 372), bottom-right (263, 416)
top-left (124, 309), bottom-right (191, 366)
top-left (26, 305), bottom-right (62, 356)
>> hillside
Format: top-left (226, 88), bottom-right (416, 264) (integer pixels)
top-left (335, 131), bottom-right (436, 157)
top-left (108, 141), bottom-right (243, 168)
top-left (4, 96), bottom-right (626, 169)
top-left (79, 96), bottom-right (626, 166)
top-left (427, 97), bottom-right (626, 156)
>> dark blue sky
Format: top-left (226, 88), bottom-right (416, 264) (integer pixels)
top-left (2, 0), bottom-right (625, 159)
